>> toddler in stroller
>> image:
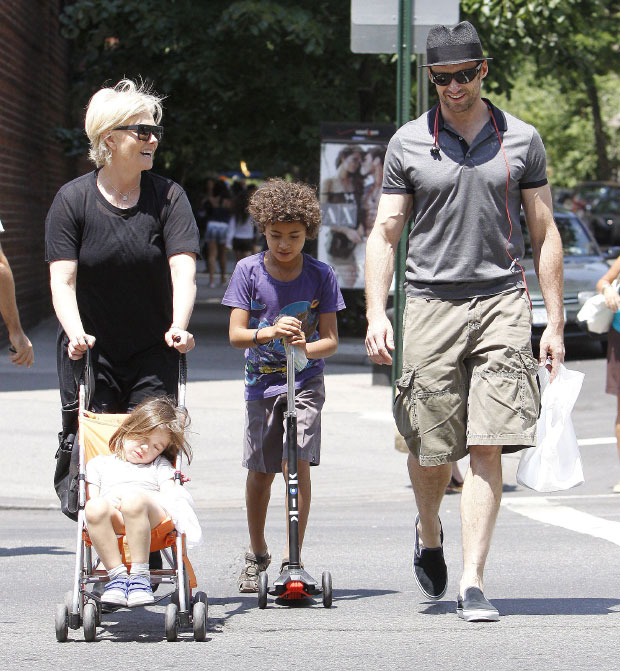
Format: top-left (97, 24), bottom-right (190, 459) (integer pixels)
top-left (55, 354), bottom-right (205, 642)
top-left (86, 396), bottom-right (197, 608)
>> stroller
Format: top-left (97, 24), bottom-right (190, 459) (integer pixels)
top-left (54, 351), bottom-right (207, 642)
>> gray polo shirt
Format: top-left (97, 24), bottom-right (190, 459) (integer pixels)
top-left (383, 99), bottom-right (548, 299)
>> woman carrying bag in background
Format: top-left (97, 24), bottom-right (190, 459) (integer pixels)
top-left (596, 257), bottom-right (620, 493)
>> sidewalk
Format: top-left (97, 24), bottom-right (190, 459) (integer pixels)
top-left (0, 272), bottom-right (404, 511)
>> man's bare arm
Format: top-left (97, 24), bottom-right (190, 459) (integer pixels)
top-left (364, 193), bottom-right (413, 364)
top-left (0, 243), bottom-right (34, 367)
top-left (522, 184), bottom-right (565, 378)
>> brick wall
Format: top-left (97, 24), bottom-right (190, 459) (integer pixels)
top-left (0, 0), bottom-right (80, 346)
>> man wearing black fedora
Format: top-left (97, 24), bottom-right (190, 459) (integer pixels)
top-left (365, 21), bottom-right (564, 621)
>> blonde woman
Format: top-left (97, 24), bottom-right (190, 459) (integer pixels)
top-left (597, 260), bottom-right (620, 493)
top-left (45, 79), bottom-right (199, 464)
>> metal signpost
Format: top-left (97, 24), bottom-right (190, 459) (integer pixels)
top-left (350, 0), bottom-right (459, 384)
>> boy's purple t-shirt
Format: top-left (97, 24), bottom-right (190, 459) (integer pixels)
top-left (222, 252), bottom-right (346, 400)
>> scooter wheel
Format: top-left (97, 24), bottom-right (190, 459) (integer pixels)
top-left (258, 571), bottom-right (268, 609)
top-left (322, 571), bottom-right (332, 608)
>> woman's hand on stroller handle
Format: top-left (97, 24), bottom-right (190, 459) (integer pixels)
top-left (67, 333), bottom-right (96, 360)
top-left (165, 326), bottom-right (195, 353)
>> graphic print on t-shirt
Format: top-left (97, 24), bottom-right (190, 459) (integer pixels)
top-left (246, 298), bottom-right (320, 387)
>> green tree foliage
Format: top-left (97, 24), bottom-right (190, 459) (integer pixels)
top-left (461, 0), bottom-right (620, 181)
top-left (59, 0), bottom-right (395, 186)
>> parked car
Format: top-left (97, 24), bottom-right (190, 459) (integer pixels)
top-left (520, 209), bottom-right (610, 347)
top-left (571, 181), bottom-right (620, 245)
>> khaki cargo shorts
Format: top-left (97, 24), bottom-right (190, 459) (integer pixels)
top-left (393, 290), bottom-right (539, 466)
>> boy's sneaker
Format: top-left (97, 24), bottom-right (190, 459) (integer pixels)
top-left (101, 575), bottom-right (129, 607)
top-left (238, 551), bottom-right (271, 593)
top-left (127, 575), bottom-right (155, 607)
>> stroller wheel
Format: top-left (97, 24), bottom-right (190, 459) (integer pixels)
top-left (193, 590), bottom-right (207, 605)
top-left (322, 571), bottom-right (333, 609)
top-left (83, 603), bottom-right (97, 642)
top-left (55, 603), bottom-right (68, 642)
top-left (165, 603), bottom-right (178, 642)
top-left (192, 601), bottom-right (207, 641)
top-left (258, 571), bottom-right (268, 609)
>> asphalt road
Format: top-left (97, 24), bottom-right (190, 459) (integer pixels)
top-left (0, 277), bottom-right (619, 670)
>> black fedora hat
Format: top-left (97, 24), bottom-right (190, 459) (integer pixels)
top-left (422, 21), bottom-right (492, 67)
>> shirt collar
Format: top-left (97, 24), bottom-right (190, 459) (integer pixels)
top-left (427, 98), bottom-right (507, 135)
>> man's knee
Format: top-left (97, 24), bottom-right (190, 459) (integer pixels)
top-left (468, 445), bottom-right (502, 471)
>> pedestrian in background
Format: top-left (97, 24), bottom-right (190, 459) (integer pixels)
top-left (204, 179), bottom-right (231, 287)
top-left (596, 260), bottom-right (620, 493)
top-left (222, 178), bottom-right (345, 592)
top-left (0, 219), bottom-right (34, 367)
top-left (226, 185), bottom-right (257, 267)
top-left (365, 21), bottom-right (564, 622)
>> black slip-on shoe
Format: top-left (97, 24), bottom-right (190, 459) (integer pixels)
top-left (456, 587), bottom-right (499, 622)
top-left (413, 513), bottom-right (447, 600)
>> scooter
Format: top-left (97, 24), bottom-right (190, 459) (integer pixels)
top-left (257, 343), bottom-right (332, 609)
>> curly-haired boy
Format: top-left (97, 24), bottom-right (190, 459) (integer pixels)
top-left (222, 178), bottom-right (345, 592)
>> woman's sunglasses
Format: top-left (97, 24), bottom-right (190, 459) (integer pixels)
top-left (429, 62), bottom-right (483, 87)
top-left (113, 124), bottom-right (164, 142)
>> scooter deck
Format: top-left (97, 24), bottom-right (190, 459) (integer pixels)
top-left (269, 568), bottom-right (321, 599)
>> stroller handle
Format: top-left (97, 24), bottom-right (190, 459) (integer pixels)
top-left (177, 353), bottom-right (187, 410)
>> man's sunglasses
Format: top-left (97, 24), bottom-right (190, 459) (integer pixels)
top-left (113, 124), bottom-right (164, 142)
top-left (429, 62), bottom-right (483, 87)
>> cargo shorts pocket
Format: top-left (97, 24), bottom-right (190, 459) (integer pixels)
top-left (518, 350), bottom-right (540, 425)
top-left (393, 366), bottom-right (418, 441)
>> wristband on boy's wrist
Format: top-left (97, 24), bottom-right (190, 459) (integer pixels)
top-left (253, 328), bottom-right (262, 346)
top-left (601, 282), bottom-right (612, 292)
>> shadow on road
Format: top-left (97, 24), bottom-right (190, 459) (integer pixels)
top-left (0, 545), bottom-right (73, 557)
top-left (420, 597), bottom-right (620, 616)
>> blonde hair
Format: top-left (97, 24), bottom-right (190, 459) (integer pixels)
top-left (109, 397), bottom-right (191, 466)
top-left (84, 78), bottom-right (164, 167)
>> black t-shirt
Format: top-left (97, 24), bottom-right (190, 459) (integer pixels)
top-left (45, 170), bottom-right (200, 362)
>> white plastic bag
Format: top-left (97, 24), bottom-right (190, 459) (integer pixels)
top-left (576, 280), bottom-right (617, 334)
top-left (516, 363), bottom-right (585, 492)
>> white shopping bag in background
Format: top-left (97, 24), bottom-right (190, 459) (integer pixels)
top-left (516, 363), bottom-right (585, 492)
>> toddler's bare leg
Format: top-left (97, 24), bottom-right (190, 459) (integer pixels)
top-left (85, 497), bottom-right (125, 570)
top-left (119, 491), bottom-right (167, 564)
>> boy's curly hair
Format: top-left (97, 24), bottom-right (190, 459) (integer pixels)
top-left (248, 178), bottom-right (321, 240)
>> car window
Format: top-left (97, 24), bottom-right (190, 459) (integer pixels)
top-left (576, 185), bottom-right (620, 203)
top-left (591, 198), bottom-right (620, 215)
top-left (520, 213), bottom-right (600, 257)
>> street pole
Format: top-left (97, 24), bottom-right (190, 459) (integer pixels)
top-left (392, 0), bottom-right (412, 388)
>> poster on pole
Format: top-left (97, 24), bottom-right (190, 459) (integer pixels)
top-left (318, 122), bottom-right (395, 290)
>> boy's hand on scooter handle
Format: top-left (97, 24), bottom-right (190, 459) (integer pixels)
top-left (287, 329), bottom-right (307, 354)
top-left (270, 316), bottom-right (302, 341)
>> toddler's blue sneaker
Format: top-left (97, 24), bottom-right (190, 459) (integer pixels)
top-left (101, 575), bottom-right (129, 607)
top-left (127, 574), bottom-right (154, 607)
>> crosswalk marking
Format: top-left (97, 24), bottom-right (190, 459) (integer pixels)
top-left (502, 497), bottom-right (620, 547)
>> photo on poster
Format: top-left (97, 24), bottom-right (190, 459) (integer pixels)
top-left (318, 141), bottom-right (389, 290)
